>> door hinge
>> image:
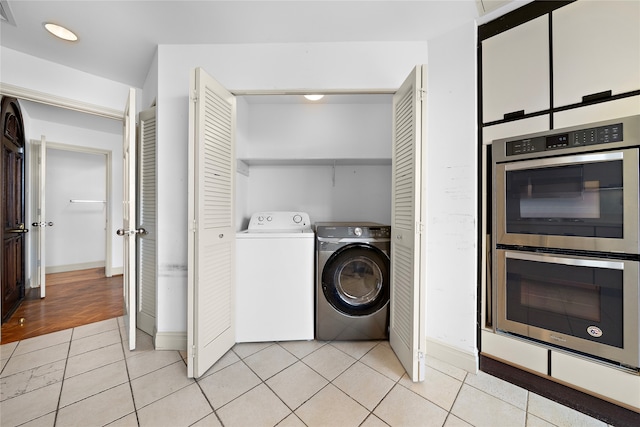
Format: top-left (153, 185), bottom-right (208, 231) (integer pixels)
top-left (418, 88), bottom-right (426, 101)
top-left (192, 220), bottom-right (197, 233)
top-left (191, 345), bottom-right (196, 358)
top-left (416, 221), bottom-right (424, 234)
top-left (418, 351), bottom-right (426, 382)
top-left (191, 90), bottom-right (198, 103)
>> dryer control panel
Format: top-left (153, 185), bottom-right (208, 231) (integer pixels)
top-left (315, 223), bottom-right (391, 239)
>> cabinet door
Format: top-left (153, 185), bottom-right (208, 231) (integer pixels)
top-left (553, 96), bottom-right (640, 129)
top-left (482, 15), bottom-right (550, 123)
top-left (553, 1), bottom-right (640, 108)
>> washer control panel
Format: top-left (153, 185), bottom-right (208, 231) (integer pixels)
top-left (247, 211), bottom-right (311, 231)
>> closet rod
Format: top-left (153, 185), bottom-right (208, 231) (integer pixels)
top-left (70, 199), bottom-right (106, 203)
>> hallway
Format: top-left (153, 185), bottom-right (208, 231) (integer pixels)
top-left (1, 268), bottom-right (122, 344)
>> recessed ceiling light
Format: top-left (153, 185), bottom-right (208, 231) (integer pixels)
top-left (44, 22), bottom-right (78, 42)
top-left (304, 94), bottom-right (324, 101)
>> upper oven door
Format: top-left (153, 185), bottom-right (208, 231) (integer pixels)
top-left (494, 148), bottom-right (639, 254)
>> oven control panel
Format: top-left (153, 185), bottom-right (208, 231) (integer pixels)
top-left (506, 123), bottom-right (623, 156)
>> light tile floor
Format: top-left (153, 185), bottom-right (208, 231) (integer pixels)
top-left (1, 317), bottom-right (612, 427)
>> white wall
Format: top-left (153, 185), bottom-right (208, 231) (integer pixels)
top-left (155, 41), bottom-right (429, 333)
top-left (45, 148), bottom-right (106, 270)
top-left (425, 21), bottom-right (478, 369)
top-left (244, 164), bottom-right (392, 226)
top-left (242, 100), bottom-right (392, 160)
top-left (141, 49), bottom-right (159, 110)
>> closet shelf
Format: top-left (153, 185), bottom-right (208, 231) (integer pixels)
top-left (237, 158), bottom-right (391, 166)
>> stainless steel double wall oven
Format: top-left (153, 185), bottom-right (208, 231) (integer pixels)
top-left (492, 115), bottom-right (640, 370)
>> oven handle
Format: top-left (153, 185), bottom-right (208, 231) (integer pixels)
top-left (503, 151), bottom-right (624, 171)
top-left (504, 250), bottom-right (624, 270)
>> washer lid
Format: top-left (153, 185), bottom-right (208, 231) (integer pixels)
top-left (247, 211), bottom-right (311, 232)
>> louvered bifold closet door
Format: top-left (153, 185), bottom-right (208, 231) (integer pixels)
top-left (390, 65), bottom-right (426, 382)
top-left (187, 67), bottom-right (236, 378)
top-left (137, 106), bottom-right (157, 336)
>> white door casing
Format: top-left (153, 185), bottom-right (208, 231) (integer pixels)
top-left (120, 88), bottom-right (137, 351)
top-left (390, 65), bottom-right (427, 382)
top-left (187, 67), bottom-right (236, 378)
top-left (137, 106), bottom-right (157, 336)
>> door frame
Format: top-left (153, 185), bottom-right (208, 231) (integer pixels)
top-left (0, 83), bottom-right (121, 120)
top-left (29, 140), bottom-right (112, 278)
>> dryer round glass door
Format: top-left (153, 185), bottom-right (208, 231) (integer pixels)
top-left (322, 243), bottom-right (390, 316)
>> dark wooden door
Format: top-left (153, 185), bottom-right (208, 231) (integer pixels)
top-left (1, 97), bottom-right (26, 323)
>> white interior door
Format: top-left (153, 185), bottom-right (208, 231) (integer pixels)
top-left (33, 135), bottom-right (47, 298)
top-left (119, 88), bottom-right (137, 351)
top-left (187, 67), bottom-right (236, 378)
top-left (390, 65), bottom-right (427, 382)
top-left (137, 106), bottom-right (157, 336)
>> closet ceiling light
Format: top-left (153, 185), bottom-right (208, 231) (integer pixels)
top-left (44, 23), bottom-right (78, 42)
top-left (304, 94), bottom-right (324, 101)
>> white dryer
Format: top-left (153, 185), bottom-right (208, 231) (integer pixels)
top-left (236, 211), bottom-right (315, 342)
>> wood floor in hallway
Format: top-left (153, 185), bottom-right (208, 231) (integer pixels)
top-left (0, 268), bottom-right (123, 344)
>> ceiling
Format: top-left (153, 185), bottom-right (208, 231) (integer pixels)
top-left (0, 0), bottom-right (519, 89)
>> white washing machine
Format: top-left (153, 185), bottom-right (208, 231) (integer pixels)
top-left (236, 211), bottom-right (315, 342)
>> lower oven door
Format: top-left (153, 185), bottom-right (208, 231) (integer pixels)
top-left (496, 249), bottom-right (640, 368)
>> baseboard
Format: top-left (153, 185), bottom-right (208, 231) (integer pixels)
top-left (111, 267), bottom-right (123, 276)
top-left (45, 261), bottom-right (105, 274)
top-left (480, 355), bottom-right (639, 427)
top-left (154, 331), bottom-right (187, 351)
top-left (426, 337), bottom-right (479, 374)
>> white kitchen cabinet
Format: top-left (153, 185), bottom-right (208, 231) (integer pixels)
top-left (553, 95), bottom-right (640, 129)
top-left (482, 15), bottom-right (550, 123)
top-left (481, 330), bottom-right (548, 375)
top-left (551, 351), bottom-right (640, 411)
top-left (553, 0), bottom-right (640, 108)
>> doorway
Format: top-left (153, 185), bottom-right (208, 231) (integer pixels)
top-left (1, 96), bottom-right (124, 340)
top-left (42, 144), bottom-right (110, 275)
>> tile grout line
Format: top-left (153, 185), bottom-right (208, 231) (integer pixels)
top-left (118, 323), bottom-right (141, 426)
top-left (52, 326), bottom-right (74, 427)
top-left (189, 349), bottom-right (226, 427)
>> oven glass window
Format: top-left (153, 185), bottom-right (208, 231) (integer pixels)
top-left (506, 257), bottom-right (623, 348)
top-left (505, 161), bottom-right (623, 238)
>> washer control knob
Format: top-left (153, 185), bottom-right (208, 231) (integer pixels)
top-left (293, 214), bottom-right (302, 223)
top-left (354, 227), bottom-right (363, 237)
top-left (258, 216), bottom-right (264, 222)
top-left (267, 216), bottom-right (272, 221)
